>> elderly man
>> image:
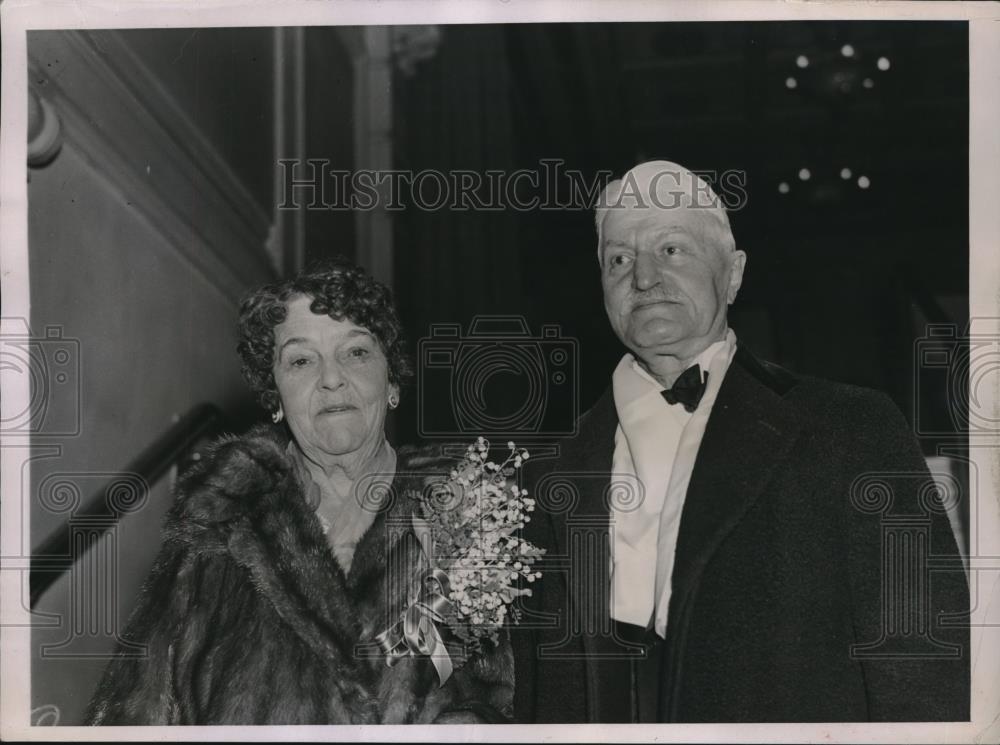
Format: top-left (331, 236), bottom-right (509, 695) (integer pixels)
top-left (512, 161), bottom-right (969, 722)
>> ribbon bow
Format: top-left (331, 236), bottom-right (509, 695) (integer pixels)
top-left (661, 364), bottom-right (708, 413)
top-left (374, 516), bottom-right (455, 686)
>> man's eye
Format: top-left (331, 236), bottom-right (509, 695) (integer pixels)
top-left (609, 254), bottom-right (633, 268)
top-left (663, 244), bottom-right (680, 256)
top-left (290, 357), bottom-right (311, 367)
top-left (348, 347), bottom-right (371, 359)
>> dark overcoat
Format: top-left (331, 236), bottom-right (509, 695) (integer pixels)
top-left (86, 425), bottom-right (514, 725)
top-left (512, 347), bottom-right (969, 722)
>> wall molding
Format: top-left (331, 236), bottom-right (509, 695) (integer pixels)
top-left (27, 30), bottom-right (277, 304)
top-left (337, 26), bottom-right (394, 289)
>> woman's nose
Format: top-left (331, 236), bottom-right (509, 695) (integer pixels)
top-left (317, 358), bottom-right (345, 389)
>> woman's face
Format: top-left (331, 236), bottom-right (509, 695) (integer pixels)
top-left (272, 295), bottom-right (398, 469)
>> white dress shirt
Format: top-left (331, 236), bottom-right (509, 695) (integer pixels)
top-left (610, 329), bottom-right (737, 637)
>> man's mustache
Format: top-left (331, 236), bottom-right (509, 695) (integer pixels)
top-left (628, 292), bottom-right (683, 308)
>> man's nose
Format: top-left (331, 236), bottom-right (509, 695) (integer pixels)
top-left (317, 358), bottom-right (345, 390)
top-left (632, 252), bottom-right (661, 292)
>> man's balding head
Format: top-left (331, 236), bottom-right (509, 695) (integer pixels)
top-left (595, 160), bottom-right (736, 264)
top-left (595, 160), bottom-right (746, 382)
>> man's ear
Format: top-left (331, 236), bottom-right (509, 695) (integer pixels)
top-left (727, 250), bottom-right (747, 305)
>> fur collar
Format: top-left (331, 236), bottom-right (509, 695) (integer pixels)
top-left (162, 424), bottom-right (456, 684)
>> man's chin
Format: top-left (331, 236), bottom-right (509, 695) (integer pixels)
top-left (626, 325), bottom-right (687, 353)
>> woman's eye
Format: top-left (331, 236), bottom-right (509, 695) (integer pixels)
top-left (348, 347), bottom-right (371, 360)
top-left (290, 357), bottom-right (311, 367)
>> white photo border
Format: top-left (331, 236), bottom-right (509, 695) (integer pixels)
top-left (2, 1), bottom-right (998, 742)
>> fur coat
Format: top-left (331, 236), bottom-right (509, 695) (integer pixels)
top-left (85, 425), bottom-right (514, 725)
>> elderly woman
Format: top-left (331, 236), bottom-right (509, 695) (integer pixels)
top-left (85, 258), bottom-right (513, 725)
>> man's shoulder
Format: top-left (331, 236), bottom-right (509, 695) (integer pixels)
top-left (783, 370), bottom-right (899, 416)
top-left (560, 352), bottom-right (904, 439)
top-left (736, 352), bottom-right (907, 436)
top-left (520, 389), bottom-right (616, 479)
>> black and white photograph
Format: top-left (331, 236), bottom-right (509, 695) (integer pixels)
top-left (1, 0), bottom-right (998, 741)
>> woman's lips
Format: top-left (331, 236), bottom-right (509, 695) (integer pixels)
top-left (319, 404), bottom-right (357, 415)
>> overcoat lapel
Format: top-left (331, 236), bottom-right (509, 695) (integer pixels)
top-left (660, 347), bottom-right (802, 719)
top-left (550, 349), bottom-right (804, 721)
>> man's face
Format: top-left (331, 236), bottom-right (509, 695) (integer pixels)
top-left (600, 204), bottom-right (745, 365)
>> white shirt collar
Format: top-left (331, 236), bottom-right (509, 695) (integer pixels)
top-left (608, 328), bottom-right (738, 632)
top-left (614, 330), bottom-right (735, 416)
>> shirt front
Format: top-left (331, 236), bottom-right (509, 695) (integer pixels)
top-left (610, 329), bottom-right (737, 636)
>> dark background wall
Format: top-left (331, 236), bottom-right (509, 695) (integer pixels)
top-left (390, 21), bottom-right (968, 451)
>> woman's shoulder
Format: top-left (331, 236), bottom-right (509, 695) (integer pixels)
top-left (167, 424), bottom-right (299, 532)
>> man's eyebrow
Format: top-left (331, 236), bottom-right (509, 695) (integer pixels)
top-left (346, 329), bottom-right (373, 338)
top-left (649, 226), bottom-right (705, 248)
top-left (603, 238), bottom-right (630, 248)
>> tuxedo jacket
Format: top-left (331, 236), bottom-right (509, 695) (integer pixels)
top-left (512, 348), bottom-right (969, 722)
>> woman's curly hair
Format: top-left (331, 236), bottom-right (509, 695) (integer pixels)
top-left (237, 256), bottom-right (414, 414)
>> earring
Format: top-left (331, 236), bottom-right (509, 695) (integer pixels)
top-left (271, 406), bottom-right (284, 424)
top-left (388, 394), bottom-right (399, 410)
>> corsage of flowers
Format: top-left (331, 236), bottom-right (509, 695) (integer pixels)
top-left (375, 437), bottom-right (545, 685)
